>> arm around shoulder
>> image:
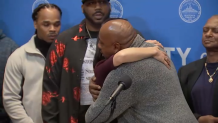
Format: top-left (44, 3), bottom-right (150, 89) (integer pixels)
top-left (113, 47), bottom-right (157, 67)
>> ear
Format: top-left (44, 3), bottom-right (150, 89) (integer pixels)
top-left (114, 42), bottom-right (121, 53)
top-left (108, 2), bottom-right (111, 10)
top-left (34, 21), bottom-right (37, 29)
top-left (81, 5), bottom-right (84, 13)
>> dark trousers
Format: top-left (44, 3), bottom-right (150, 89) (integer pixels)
top-left (79, 105), bottom-right (90, 123)
top-left (0, 109), bottom-right (11, 123)
top-left (0, 117), bottom-right (10, 123)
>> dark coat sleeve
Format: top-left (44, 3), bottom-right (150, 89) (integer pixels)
top-left (41, 37), bottom-right (64, 123)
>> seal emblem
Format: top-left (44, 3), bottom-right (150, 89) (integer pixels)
top-left (110, 0), bottom-right (123, 18)
top-left (201, 52), bottom-right (207, 59)
top-left (179, 0), bottom-right (201, 23)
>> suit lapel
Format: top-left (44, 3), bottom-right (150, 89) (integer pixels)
top-left (187, 58), bottom-right (206, 103)
top-left (213, 72), bottom-right (218, 116)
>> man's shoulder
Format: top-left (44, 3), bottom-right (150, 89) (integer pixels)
top-left (113, 57), bottom-right (175, 78)
top-left (134, 28), bottom-right (144, 38)
top-left (60, 24), bottom-right (80, 35)
top-left (9, 45), bottom-right (25, 58)
top-left (105, 57), bottom-right (178, 93)
top-left (5, 47), bottom-right (24, 67)
top-left (179, 57), bottom-right (205, 71)
top-left (8, 39), bottom-right (32, 59)
top-left (57, 24), bottom-right (80, 41)
top-left (123, 58), bottom-right (170, 70)
top-left (0, 37), bottom-right (18, 48)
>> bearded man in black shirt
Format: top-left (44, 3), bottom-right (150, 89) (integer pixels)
top-left (41, 1), bottom-right (144, 123)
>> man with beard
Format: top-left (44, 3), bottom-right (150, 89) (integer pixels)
top-left (41, 0), bottom-right (145, 123)
top-left (3, 4), bottom-right (61, 123)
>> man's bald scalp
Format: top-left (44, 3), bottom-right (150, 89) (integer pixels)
top-left (205, 15), bottom-right (218, 25)
top-left (211, 15), bottom-right (218, 18)
top-left (208, 15), bottom-right (218, 21)
top-left (99, 19), bottom-right (136, 44)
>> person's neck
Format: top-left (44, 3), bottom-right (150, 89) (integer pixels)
top-left (206, 51), bottom-right (218, 63)
top-left (36, 35), bottom-right (45, 42)
top-left (86, 21), bottom-right (101, 31)
top-left (35, 35), bottom-right (51, 48)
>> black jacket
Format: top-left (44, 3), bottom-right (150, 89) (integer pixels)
top-left (178, 57), bottom-right (218, 119)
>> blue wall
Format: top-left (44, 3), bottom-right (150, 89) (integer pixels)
top-left (0, 0), bottom-right (218, 70)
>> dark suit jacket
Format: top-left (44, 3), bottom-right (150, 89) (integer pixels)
top-left (178, 57), bottom-right (218, 118)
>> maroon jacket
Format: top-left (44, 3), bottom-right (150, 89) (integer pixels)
top-left (94, 55), bottom-right (116, 87)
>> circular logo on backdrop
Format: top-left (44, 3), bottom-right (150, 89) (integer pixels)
top-left (32, 0), bottom-right (49, 12)
top-left (179, 0), bottom-right (201, 23)
top-left (201, 52), bottom-right (207, 58)
top-left (110, 0), bottom-right (123, 18)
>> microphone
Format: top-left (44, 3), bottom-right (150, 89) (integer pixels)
top-left (105, 75), bottom-right (132, 106)
top-left (89, 75), bottom-right (132, 123)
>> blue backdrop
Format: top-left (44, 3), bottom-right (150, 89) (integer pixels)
top-left (0, 0), bottom-right (218, 70)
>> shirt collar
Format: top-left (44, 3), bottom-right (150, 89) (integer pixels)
top-left (130, 34), bottom-right (145, 47)
top-left (24, 35), bottom-right (42, 55)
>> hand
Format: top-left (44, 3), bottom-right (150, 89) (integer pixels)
top-left (152, 46), bottom-right (171, 69)
top-left (146, 40), bottom-right (163, 48)
top-left (198, 115), bottom-right (218, 123)
top-left (89, 76), bottom-right (101, 101)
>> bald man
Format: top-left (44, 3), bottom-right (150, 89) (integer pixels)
top-left (178, 15), bottom-right (218, 123)
top-left (85, 19), bottom-right (198, 123)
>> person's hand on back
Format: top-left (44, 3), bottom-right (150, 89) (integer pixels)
top-left (89, 76), bottom-right (101, 101)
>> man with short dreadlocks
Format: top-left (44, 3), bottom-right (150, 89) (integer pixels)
top-left (2, 3), bottom-right (62, 123)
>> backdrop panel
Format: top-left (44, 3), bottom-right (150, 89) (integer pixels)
top-left (0, 0), bottom-right (218, 70)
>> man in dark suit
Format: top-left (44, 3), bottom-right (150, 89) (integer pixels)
top-left (178, 15), bottom-right (218, 123)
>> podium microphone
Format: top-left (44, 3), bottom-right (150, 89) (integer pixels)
top-left (105, 75), bottom-right (132, 105)
top-left (89, 75), bottom-right (132, 123)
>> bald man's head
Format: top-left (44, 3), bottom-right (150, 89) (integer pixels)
top-left (98, 19), bottom-right (136, 58)
top-left (211, 15), bottom-right (218, 19)
top-left (202, 15), bottom-right (218, 50)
